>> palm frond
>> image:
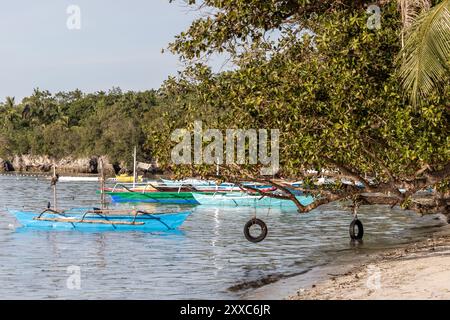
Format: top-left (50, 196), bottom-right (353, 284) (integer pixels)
top-left (398, 0), bottom-right (450, 106)
top-left (398, 0), bottom-right (431, 32)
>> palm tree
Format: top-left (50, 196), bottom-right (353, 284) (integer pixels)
top-left (397, 0), bottom-right (450, 106)
top-left (5, 96), bottom-right (15, 109)
top-left (398, 0), bottom-right (431, 47)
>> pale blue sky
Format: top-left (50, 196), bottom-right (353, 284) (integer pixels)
top-left (0, 0), bottom-right (211, 101)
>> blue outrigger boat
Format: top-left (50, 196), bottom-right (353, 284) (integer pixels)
top-left (192, 192), bottom-right (315, 207)
top-left (9, 208), bottom-right (191, 232)
top-left (9, 164), bottom-right (192, 232)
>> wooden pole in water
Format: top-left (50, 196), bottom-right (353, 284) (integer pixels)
top-left (216, 156), bottom-right (219, 176)
top-left (52, 165), bottom-right (57, 210)
top-left (99, 159), bottom-right (106, 209)
top-left (133, 146), bottom-right (137, 188)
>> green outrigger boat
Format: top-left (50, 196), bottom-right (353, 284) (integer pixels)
top-left (105, 191), bottom-right (208, 204)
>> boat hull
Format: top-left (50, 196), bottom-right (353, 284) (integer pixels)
top-left (192, 193), bottom-right (315, 207)
top-left (106, 191), bottom-right (201, 204)
top-left (9, 210), bottom-right (191, 232)
top-left (106, 190), bottom-right (268, 204)
top-left (58, 176), bottom-right (99, 182)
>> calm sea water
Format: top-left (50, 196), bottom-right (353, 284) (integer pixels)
top-left (0, 175), bottom-right (446, 299)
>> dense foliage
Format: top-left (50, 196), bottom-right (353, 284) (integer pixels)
top-left (0, 88), bottom-right (156, 166)
top-left (145, 0), bottom-right (449, 214)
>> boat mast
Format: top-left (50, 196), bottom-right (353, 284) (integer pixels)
top-left (133, 146), bottom-right (137, 188)
top-left (52, 165), bottom-right (57, 210)
top-left (99, 159), bottom-right (106, 210)
top-left (216, 156), bottom-right (219, 176)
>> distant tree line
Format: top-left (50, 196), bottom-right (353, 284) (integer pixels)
top-left (0, 87), bottom-right (158, 167)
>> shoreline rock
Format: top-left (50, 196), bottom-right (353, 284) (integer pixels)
top-left (1, 155), bottom-right (117, 175)
top-left (0, 158), bottom-right (14, 172)
top-left (0, 154), bottom-right (161, 176)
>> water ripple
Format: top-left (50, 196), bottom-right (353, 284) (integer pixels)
top-left (0, 175), bottom-right (446, 299)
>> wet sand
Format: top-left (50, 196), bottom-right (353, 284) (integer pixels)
top-left (288, 231), bottom-right (450, 300)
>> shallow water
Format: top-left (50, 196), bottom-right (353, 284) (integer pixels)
top-left (0, 175), bottom-right (446, 299)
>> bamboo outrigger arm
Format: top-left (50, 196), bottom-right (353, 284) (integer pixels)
top-left (112, 183), bottom-right (137, 193)
top-left (37, 208), bottom-right (65, 219)
top-left (34, 208), bottom-right (174, 229)
top-left (33, 217), bottom-right (145, 225)
top-left (136, 210), bottom-right (173, 230)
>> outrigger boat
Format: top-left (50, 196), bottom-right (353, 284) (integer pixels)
top-left (159, 178), bottom-right (216, 186)
top-left (100, 177), bottom-right (276, 204)
top-left (109, 173), bottom-right (144, 183)
top-left (9, 208), bottom-right (191, 231)
top-left (101, 183), bottom-right (158, 193)
top-left (104, 183), bottom-right (277, 204)
top-left (106, 191), bottom-right (201, 204)
top-left (9, 160), bottom-right (192, 232)
top-left (192, 182), bottom-right (276, 193)
top-left (55, 176), bottom-right (100, 182)
top-left (100, 180), bottom-right (238, 195)
top-left (192, 192), bottom-right (315, 207)
top-left (152, 184), bottom-right (197, 192)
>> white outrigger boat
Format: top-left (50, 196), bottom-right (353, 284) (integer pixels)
top-left (57, 176), bottom-right (100, 182)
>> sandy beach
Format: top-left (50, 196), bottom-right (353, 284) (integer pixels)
top-left (288, 232), bottom-right (450, 300)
